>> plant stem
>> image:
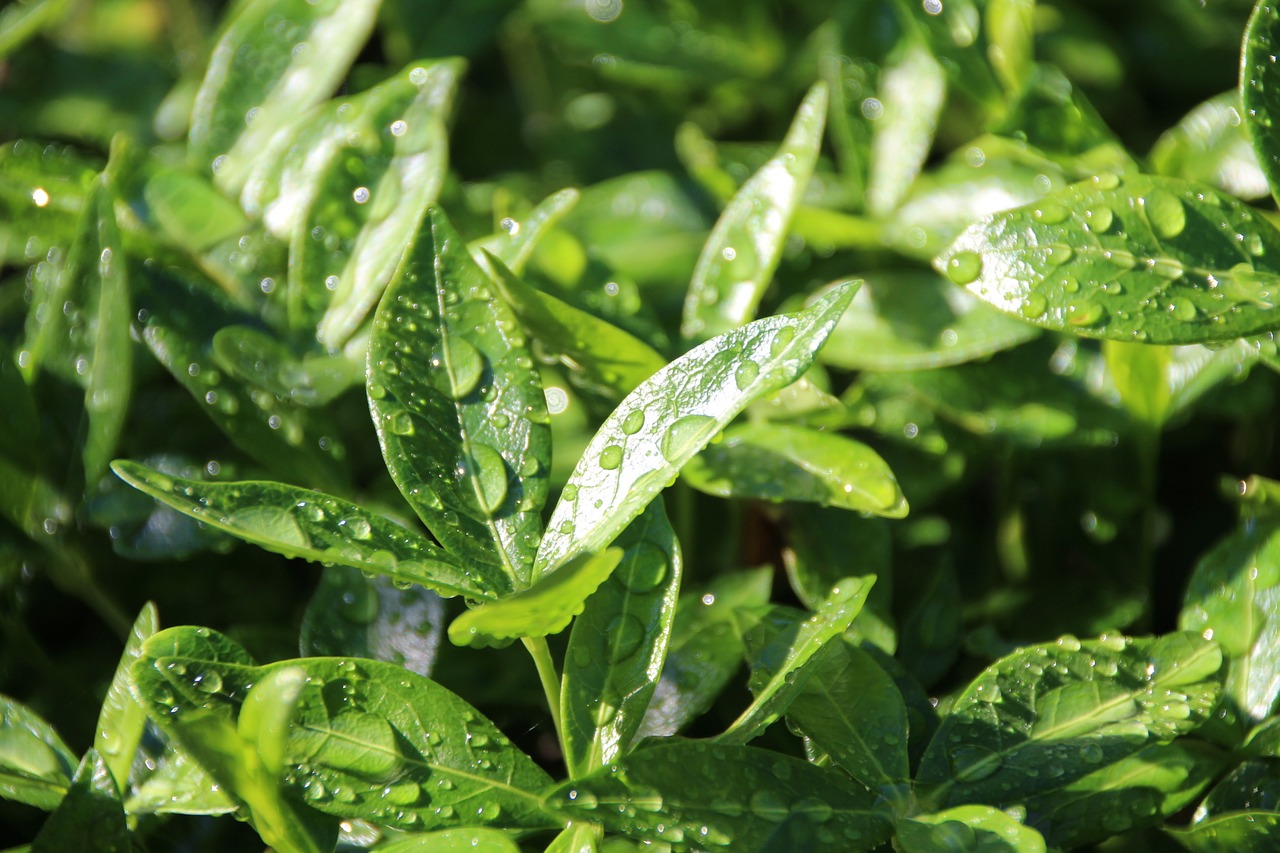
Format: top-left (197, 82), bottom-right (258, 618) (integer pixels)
top-left (522, 636), bottom-right (564, 749)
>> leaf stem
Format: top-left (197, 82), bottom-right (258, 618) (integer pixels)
top-left (522, 636), bottom-right (564, 750)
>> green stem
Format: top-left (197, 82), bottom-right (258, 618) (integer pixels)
top-left (522, 636), bottom-right (564, 751)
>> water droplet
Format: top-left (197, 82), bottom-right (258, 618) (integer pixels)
top-left (192, 671), bottom-right (223, 693)
top-left (749, 790), bottom-right (789, 821)
top-left (386, 410), bottom-right (415, 436)
top-left (562, 484), bottom-right (579, 501)
top-left (1032, 204), bottom-right (1069, 224)
top-left (734, 360), bottom-right (760, 389)
top-left (1170, 300), bottom-right (1198, 322)
top-left (945, 251), bottom-right (983, 285)
top-left (1046, 244), bottom-right (1073, 266)
top-left (1103, 249), bottom-right (1137, 270)
top-left (432, 337), bottom-right (485, 399)
top-left (1087, 206), bottom-right (1114, 233)
top-left (466, 443), bottom-right (509, 514)
top-left (769, 326), bottom-right (796, 358)
top-left (382, 780), bottom-right (421, 805)
top-left (1144, 190), bottom-right (1186, 239)
top-left (1067, 303), bottom-right (1105, 327)
top-left (1019, 294), bottom-right (1047, 319)
top-left (616, 542), bottom-right (668, 592)
top-left (948, 745), bottom-right (1002, 782)
top-left (1150, 257), bottom-right (1184, 280)
top-left (605, 614), bottom-right (646, 663)
top-left (599, 445), bottom-right (624, 470)
top-left (621, 410), bottom-right (645, 435)
top-left (1091, 173), bottom-right (1121, 190)
top-left (341, 516), bottom-right (373, 540)
top-left (660, 415), bottom-right (719, 463)
top-left (568, 788), bottom-right (598, 809)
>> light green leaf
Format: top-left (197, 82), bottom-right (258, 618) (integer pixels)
top-left (1150, 91), bottom-right (1269, 201)
top-left (1243, 0), bottom-right (1280, 208)
top-left (986, 0), bottom-right (1036, 93)
top-left (125, 747), bottom-right (237, 816)
top-left (935, 174), bottom-right (1280, 344)
top-left (1103, 340), bottom-right (1173, 428)
top-left (375, 828), bottom-right (523, 852)
top-left (1180, 514), bottom-right (1280, 723)
top-left (819, 271), bottom-right (1038, 371)
top-left (894, 0), bottom-right (1000, 107)
top-left (133, 628), bottom-right (557, 832)
top-left (720, 576), bottom-right (875, 745)
top-left (488, 255), bottom-right (666, 399)
top-left (93, 602), bottom-right (158, 792)
top-left (144, 167), bottom-right (250, 251)
top-left (535, 281), bottom-right (857, 580)
top-left (917, 632), bottom-right (1224, 811)
top-left (0, 0), bottom-right (73, 59)
top-left (0, 694), bottom-right (77, 810)
top-left (189, 0), bottom-right (380, 193)
top-left (681, 83), bottom-right (827, 343)
top-left (1168, 758), bottom-right (1280, 852)
top-left (545, 741), bottom-right (892, 851)
top-left (448, 549), bottom-right (623, 648)
top-left (786, 640), bottom-right (908, 789)
top-left (867, 43), bottom-right (945, 216)
top-left (31, 750), bottom-right (127, 853)
top-left (213, 325), bottom-right (363, 407)
top-left (898, 804), bottom-right (1045, 853)
top-left (110, 461), bottom-right (502, 601)
top-left (369, 207), bottom-right (550, 588)
top-left (638, 568), bottom-right (773, 739)
top-left (681, 423), bottom-right (908, 517)
top-left (561, 503), bottom-right (682, 776)
top-left (473, 188), bottom-right (580, 276)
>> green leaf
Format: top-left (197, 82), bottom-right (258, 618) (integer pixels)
top-left (986, 0), bottom-right (1035, 92)
top-left (720, 576), bottom-right (875, 745)
top-left (487, 255), bottom-right (666, 399)
top-left (0, 139), bottom-right (98, 265)
top-left (375, 828), bottom-right (523, 852)
top-left (917, 632), bottom-right (1224, 811)
top-left (534, 281), bottom-right (857, 580)
top-left (897, 804), bottom-right (1046, 853)
top-left (818, 271), bottom-right (1038, 372)
top-left (1179, 514), bottom-right (1280, 723)
top-left (473, 188), bottom-right (580, 276)
top-left (125, 747), bottom-right (237, 816)
top-left (1103, 340), bottom-right (1173, 428)
top-left (93, 602), bottom-right (158, 792)
top-left (0, 694), bottom-right (77, 810)
top-left (0, 0), bottom-right (74, 59)
top-left (1243, 0), bottom-right (1280, 208)
top-left (300, 566), bottom-right (445, 675)
top-left (213, 325), bottom-right (363, 407)
top-left (189, 0), bottom-right (380, 192)
top-left (785, 640), bottom-right (909, 789)
top-left (144, 166), bottom-right (250, 251)
top-left (681, 83), bottom-right (827, 343)
top-left (866, 43), bottom-right (945, 217)
top-left (638, 568), bottom-right (773, 739)
top-left (893, 0), bottom-right (1000, 106)
top-left (1170, 812), bottom-right (1280, 852)
top-left (448, 549), bottom-right (623, 648)
top-left (681, 423), bottom-right (908, 517)
top-left (110, 461), bottom-right (501, 601)
top-left (31, 750), bottom-right (127, 853)
top-left (1168, 758), bottom-right (1280, 851)
top-left (935, 174), bottom-right (1280, 344)
top-left (545, 741), bottom-right (892, 851)
top-left (561, 503), bottom-right (682, 775)
top-left (1150, 91), bottom-right (1269, 201)
top-left (369, 207), bottom-right (551, 588)
top-left (132, 628), bottom-right (557, 832)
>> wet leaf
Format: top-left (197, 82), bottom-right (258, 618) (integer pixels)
top-left (473, 188), bottom-right (580, 276)
top-left (376, 828), bottom-right (523, 852)
top-left (534, 282), bottom-right (857, 580)
top-left (369, 207), bottom-right (550, 589)
top-left (1150, 91), bottom-right (1269, 201)
top-left (681, 423), bottom-right (908, 517)
top-left (681, 83), bottom-right (827, 343)
top-left (545, 741), bottom-right (891, 851)
top-left (132, 627), bottom-right (557, 832)
top-left (93, 603), bottom-right (158, 792)
top-left (1169, 758), bottom-right (1280, 851)
top-left (935, 174), bottom-right (1280, 344)
top-left (110, 461), bottom-right (501, 601)
top-left (189, 0), bottom-right (380, 192)
top-left (1243, 0), bottom-right (1280, 207)
top-left (213, 325), bottom-right (362, 407)
top-left (561, 503), bottom-right (682, 775)
top-left (897, 804), bottom-right (1045, 853)
top-left (31, 750), bottom-right (127, 853)
top-left (0, 694), bottom-right (77, 810)
top-left (1179, 514), bottom-right (1280, 724)
top-left (125, 746), bottom-right (237, 816)
top-left (894, 0), bottom-right (999, 107)
top-left (866, 43), bottom-right (945, 216)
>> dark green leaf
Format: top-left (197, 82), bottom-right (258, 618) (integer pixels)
top-left (917, 632), bottom-right (1224, 810)
top-left (936, 174), bottom-right (1280, 344)
top-left (213, 325), bottom-right (362, 407)
top-left (546, 741), bottom-right (891, 851)
top-left (1168, 757), bottom-right (1280, 851)
top-left (534, 282), bottom-right (857, 580)
top-left (681, 83), bottom-right (827, 343)
top-left (897, 804), bottom-right (1046, 853)
top-left (682, 423), bottom-right (908, 517)
top-left (1169, 812), bottom-right (1280, 852)
top-left (375, 828), bottom-right (523, 852)
top-left (369, 207), bottom-right (550, 588)
top-left (1243, 0), bottom-right (1280, 207)
top-left (561, 502), bottom-right (682, 775)
top-left (110, 461), bottom-right (500, 601)
top-left (31, 750), bottom-right (127, 853)
top-left (93, 602), bottom-right (158, 792)
top-left (0, 694), bottom-right (76, 810)
top-left (893, 0), bottom-right (999, 106)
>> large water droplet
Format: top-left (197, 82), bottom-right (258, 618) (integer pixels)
top-left (466, 443), bottom-right (509, 515)
top-left (605, 614), bottom-right (646, 663)
top-left (1067, 303), bottom-right (1105, 327)
top-left (621, 410), bottom-right (645, 435)
top-left (945, 251), bottom-right (983, 285)
top-left (386, 409), bottom-right (415, 436)
top-left (1087, 206), bottom-right (1114, 233)
top-left (749, 790), bottom-right (789, 821)
top-left (433, 336), bottom-right (485, 399)
top-left (1019, 294), bottom-right (1048, 320)
top-left (660, 415), bottom-right (719, 463)
top-left (599, 445), bottom-right (624, 470)
top-left (616, 542), bottom-right (669, 592)
top-left (1032, 203), bottom-right (1068, 224)
top-left (1045, 244), bottom-right (1073, 266)
top-left (734, 360), bottom-right (760, 389)
top-left (1144, 190), bottom-right (1186, 239)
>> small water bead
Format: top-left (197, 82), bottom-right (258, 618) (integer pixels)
top-left (1091, 173), bottom-right (1121, 190)
top-left (352, 186), bottom-right (370, 204)
top-left (1032, 203), bottom-right (1069, 225)
top-left (945, 251), bottom-right (983, 285)
top-left (599, 445), bottom-right (624, 470)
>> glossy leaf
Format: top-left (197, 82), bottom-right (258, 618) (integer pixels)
top-left (368, 207), bottom-right (550, 588)
top-left (681, 83), bottom-right (827, 343)
top-left (1170, 758), bottom-right (1280, 851)
top-left (898, 804), bottom-right (1045, 853)
top-left (936, 174), bottom-right (1280, 344)
top-left (818, 271), bottom-right (1038, 371)
top-left (785, 640), bottom-right (909, 789)
top-left (473, 188), bottom-right (580, 276)
top-left (535, 282), bottom-right (857, 580)
top-left (132, 627), bottom-right (557, 832)
top-left (448, 549), bottom-right (623, 648)
top-left (110, 461), bottom-right (502, 601)
top-left (720, 576), bottom-right (875, 745)
top-left (126, 747), bottom-right (237, 816)
top-left (93, 602), bottom-right (158, 791)
top-left (300, 567), bottom-right (445, 676)
top-left (1104, 340), bottom-right (1173, 428)
top-left (376, 828), bottom-right (522, 852)
top-left (189, 0), bottom-right (380, 192)
top-left (1170, 811), bottom-right (1280, 852)
top-left (893, 0), bottom-right (999, 107)
top-left (213, 325), bottom-right (362, 407)
top-left (1243, 0), bottom-right (1280, 208)
top-left (144, 167), bottom-right (250, 251)
top-left (866, 43), bottom-right (945, 217)
top-left (561, 502), bottom-right (682, 775)
top-left (488, 255), bottom-right (666, 399)
top-left (31, 750), bottom-right (127, 853)
top-left (546, 741), bottom-right (891, 851)
top-left (1150, 91), bottom-right (1269, 201)
top-left (681, 423), bottom-right (908, 517)
top-left (1179, 514), bottom-right (1280, 723)
top-left (0, 694), bottom-right (76, 810)
top-left (638, 568), bottom-right (773, 739)
top-left (917, 632), bottom-right (1224, 810)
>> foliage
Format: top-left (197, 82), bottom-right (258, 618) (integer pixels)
top-left (6, 0), bottom-right (1280, 850)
